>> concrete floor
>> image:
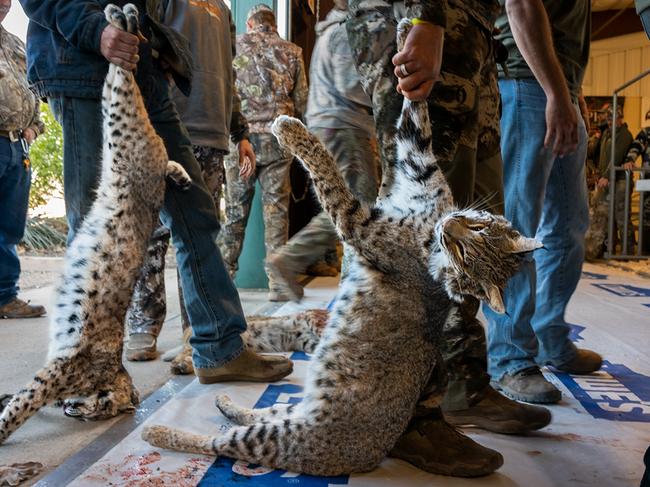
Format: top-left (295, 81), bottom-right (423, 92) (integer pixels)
top-left (0, 255), bottom-right (278, 483)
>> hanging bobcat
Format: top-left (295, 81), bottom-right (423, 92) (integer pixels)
top-left (0, 4), bottom-right (193, 444)
top-left (142, 19), bottom-right (542, 476)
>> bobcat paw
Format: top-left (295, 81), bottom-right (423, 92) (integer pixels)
top-left (214, 394), bottom-right (233, 411)
top-left (166, 161), bottom-right (192, 190)
top-left (104, 4), bottom-right (127, 31)
top-left (271, 115), bottom-right (308, 151)
top-left (0, 462), bottom-right (43, 487)
top-left (141, 424), bottom-right (172, 447)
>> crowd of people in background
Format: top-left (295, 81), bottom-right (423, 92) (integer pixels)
top-left (3, 0), bottom-right (650, 480)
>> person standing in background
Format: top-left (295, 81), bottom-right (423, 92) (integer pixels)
top-left (0, 0), bottom-right (46, 319)
top-left (219, 4), bottom-right (308, 302)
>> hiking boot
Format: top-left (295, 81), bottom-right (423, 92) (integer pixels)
top-left (445, 386), bottom-right (552, 434)
top-left (125, 333), bottom-right (158, 361)
top-left (195, 349), bottom-right (293, 384)
top-left (552, 348), bottom-right (603, 375)
top-left (492, 366), bottom-right (561, 404)
top-left (0, 298), bottom-right (46, 319)
top-left (305, 261), bottom-right (339, 277)
top-left (266, 253), bottom-right (304, 302)
top-left (389, 415), bottom-right (503, 477)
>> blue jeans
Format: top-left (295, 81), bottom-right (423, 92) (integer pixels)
top-left (483, 79), bottom-right (589, 380)
top-left (0, 137), bottom-right (31, 306)
top-left (49, 72), bottom-right (246, 368)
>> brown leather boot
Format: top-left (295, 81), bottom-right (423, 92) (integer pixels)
top-left (0, 298), bottom-right (45, 319)
top-left (445, 386), bottom-right (552, 434)
top-left (389, 415), bottom-right (503, 477)
top-left (553, 348), bottom-right (603, 375)
top-left (195, 349), bottom-right (293, 384)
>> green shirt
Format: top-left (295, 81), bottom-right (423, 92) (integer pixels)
top-left (495, 0), bottom-right (591, 98)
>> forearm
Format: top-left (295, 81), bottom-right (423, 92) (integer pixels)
top-left (505, 0), bottom-right (570, 103)
top-left (18, 0), bottom-right (108, 54)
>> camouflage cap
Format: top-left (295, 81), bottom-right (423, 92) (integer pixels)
top-left (247, 4), bottom-right (275, 21)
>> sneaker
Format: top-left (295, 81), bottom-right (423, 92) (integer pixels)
top-left (389, 415), bottom-right (503, 477)
top-left (267, 289), bottom-right (293, 302)
top-left (195, 349), bottom-right (293, 384)
top-left (552, 348), bottom-right (603, 375)
top-left (0, 298), bottom-right (46, 319)
top-left (125, 333), bottom-right (158, 361)
top-left (445, 386), bottom-right (552, 434)
top-left (266, 254), bottom-right (304, 302)
top-left (492, 366), bottom-right (561, 404)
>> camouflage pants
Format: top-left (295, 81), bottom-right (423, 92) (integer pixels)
top-left (347, 2), bottom-right (503, 410)
top-left (218, 133), bottom-right (292, 291)
top-left (126, 146), bottom-right (225, 337)
top-left (273, 127), bottom-right (380, 274)
top-left (614, 178), bottom-right (636, 252)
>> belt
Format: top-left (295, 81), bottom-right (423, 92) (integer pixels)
top-left (0, 129), bottom-right (21, 142)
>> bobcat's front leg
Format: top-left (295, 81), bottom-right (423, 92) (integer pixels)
top-left (166, 161), bottom-right (192, 190)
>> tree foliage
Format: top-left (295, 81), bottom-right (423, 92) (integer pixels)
top-left (28, 103), bottom-right (63, 210)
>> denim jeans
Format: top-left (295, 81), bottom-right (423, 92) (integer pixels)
top-left (49, 72), bottom-right (246, 368)
top-left (0, 137), bottom-right (31, 306)
top-left (483, 79), bottom-right (589, 380)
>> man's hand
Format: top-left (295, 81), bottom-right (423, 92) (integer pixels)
top-left (100, 25), bottom-right (140, 71)
top-left (622, 162), bottom-right (636, 171)
top-left (238, 139), bottom-right (256, 180)
top-left (597, 177), bottom-right (609, 189)
top-left (22, 128), bottom-right (37, 144)
top-left (545, 94), bottom-right (578, 157)
top-left (392, 23), bottom-right (444, 101)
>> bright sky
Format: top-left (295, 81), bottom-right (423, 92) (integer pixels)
top-left (4, 2), bottom-right (28, 41)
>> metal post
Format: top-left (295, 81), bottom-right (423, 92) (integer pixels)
top-left (623, 170), bottom-right (631, 255)
top-left (607, 94), bottom-right (618, 257)
top-left (639, 189), bottom-right (645, 256)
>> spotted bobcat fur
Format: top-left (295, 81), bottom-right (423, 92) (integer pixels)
top-left (0, 4), bottom-right (191, 444)
top-left (142, 19), bottom-right (541, 476)
top-left (170, 309), bottom-right (329, 375)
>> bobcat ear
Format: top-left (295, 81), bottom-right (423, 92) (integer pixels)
top-left (509, 236), bottom-right (543, 253)
top-left (484, 285), bottom-right (505, 314)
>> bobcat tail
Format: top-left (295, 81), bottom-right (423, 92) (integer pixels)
top-left (0, 358), bottom-right (71, 444)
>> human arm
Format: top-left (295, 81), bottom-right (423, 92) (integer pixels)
top-left (18, 0), bottom-right (139, 70)
top-left (623, 129), bottom-right (648, 170)
top-left (504, 0), bottom-right (578, 156)
top-left (23, 98), bottom-right (45, 144)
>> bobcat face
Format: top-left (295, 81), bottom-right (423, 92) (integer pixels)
top-left (433, 209), bottom-right (542, 313)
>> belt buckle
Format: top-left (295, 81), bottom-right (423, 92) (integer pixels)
top-left (8, 130), bottom-right (19, 143)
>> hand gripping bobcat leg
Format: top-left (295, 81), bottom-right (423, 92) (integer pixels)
top-left (0, 4), bottom-right (191, 444)
top-left (142, 19), bottom-right (540, 476)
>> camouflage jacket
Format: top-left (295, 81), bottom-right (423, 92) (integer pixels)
top-left (626, 126), bottom-right (650, 167)
top-left (0, 25), bottom-right (43, 135)
top-left (233, 24), bottom-right (308, 134)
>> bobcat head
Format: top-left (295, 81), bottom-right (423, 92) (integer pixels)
top-left (431, 209), bottom-right (542, 313)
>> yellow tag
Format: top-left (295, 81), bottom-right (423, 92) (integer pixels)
top-left (411, 18), bottom-right (432, 26)
top-left (23, 158), bottom-right (30, 169)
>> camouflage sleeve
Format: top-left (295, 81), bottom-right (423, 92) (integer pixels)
top-left (404, 0), bottom-right (448, 28)
top-left (292, 51), bottom-right (308, 120)
top-left (228, 11), bottom-right (249, 144)
top-left (625, 129), bottom-right (649, 164)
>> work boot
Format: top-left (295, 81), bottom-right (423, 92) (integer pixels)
top-left (305, 261), bottom-right (339, 277)
top-left (552, 348), bottom-right (603, 375)
top-left (445, 386), bottom-right (552, 434)
top-left (492, 366), bottom-right (561, 404)
top-left (195, 349), bottom-right (293, 384)
top-left (125, 333), bottom-right (158, 361)
top-left (0, 298), bottom-right (45, 319)
top-left (389, 415), bottom-right (503, 477)
top-left (267, 253), bottom-right (304, 302)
